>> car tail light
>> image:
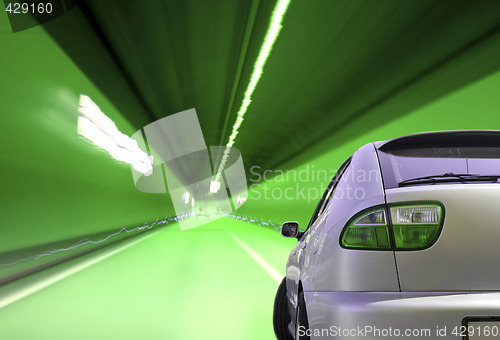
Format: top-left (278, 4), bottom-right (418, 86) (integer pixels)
top-left (390, 204), bottom-right (443, 250)
top-left (340, 202), bottom-right (444, 251)
top-left (340, 208), bottom-right (390, 250)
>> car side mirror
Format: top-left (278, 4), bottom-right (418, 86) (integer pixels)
top-left (281, 221), bottom-right (300, 238)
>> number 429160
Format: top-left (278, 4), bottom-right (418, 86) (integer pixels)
top-left (452, 325), bottom-right (499, 337)
top-left (5, 2), bottom-right (53, 14)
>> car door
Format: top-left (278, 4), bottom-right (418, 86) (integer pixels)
top-left (307, 158), bottom-right (351, 259)
top-left (286, 158), bottom-right (352, 310)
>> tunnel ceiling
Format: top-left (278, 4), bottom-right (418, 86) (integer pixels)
top-left (43, 0), bottom-right (500, 179)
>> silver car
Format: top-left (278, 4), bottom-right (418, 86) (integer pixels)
top-left (273, 130), bottom-right (500, 340)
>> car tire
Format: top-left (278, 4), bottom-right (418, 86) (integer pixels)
top-left (295, 292), bottom-right (310, 340)
top-left (273, 277), bottom-right (293, 340)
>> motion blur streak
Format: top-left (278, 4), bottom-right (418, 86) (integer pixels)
top-left (0, 217), bottom-right (175, 268)
top-left (0, 231), bottom-right (158, 310)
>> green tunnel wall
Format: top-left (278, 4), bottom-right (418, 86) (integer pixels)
top-left (0, 13), bottom-right (173, 255)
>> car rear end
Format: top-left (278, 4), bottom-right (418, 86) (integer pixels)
top-left (378, 131), bottom-right (500, 291)
top-left (305, 131), bottom-right (500, 340)
top-left (377, 131), bottom-right (500, 339)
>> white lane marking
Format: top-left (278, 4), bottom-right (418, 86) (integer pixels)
top-left (226, 229), bottom-right (284, 283)
top-left (0, 230), bottom-right (158, 310)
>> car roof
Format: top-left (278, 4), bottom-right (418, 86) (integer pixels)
top-left (373, 130), bottom-right (500, 151)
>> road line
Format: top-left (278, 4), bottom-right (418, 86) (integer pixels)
top-left (226, 229), bottom-right (284, 283)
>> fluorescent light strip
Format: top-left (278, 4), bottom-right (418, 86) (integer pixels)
top-left (77, 95), bottom-right (153, 175)
top-left (214, 0), bottom-right (292, 183)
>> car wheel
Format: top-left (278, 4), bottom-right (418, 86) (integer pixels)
top-left (273, 277), bottom-right (293, 340)
top-left (295, 292), bottom-right (310, 340)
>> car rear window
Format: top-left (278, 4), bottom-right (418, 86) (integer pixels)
top-left (377, 146), bottom-right (500, 189)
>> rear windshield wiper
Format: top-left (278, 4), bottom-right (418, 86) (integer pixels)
top-left (398, 173), bottom-right (500, 187)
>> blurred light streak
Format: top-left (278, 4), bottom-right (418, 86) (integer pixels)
top-left (78, 95), bottom-right (153, 175)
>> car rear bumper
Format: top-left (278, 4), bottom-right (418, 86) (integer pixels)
top-left (304, 291), bottom-right (500, 339)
